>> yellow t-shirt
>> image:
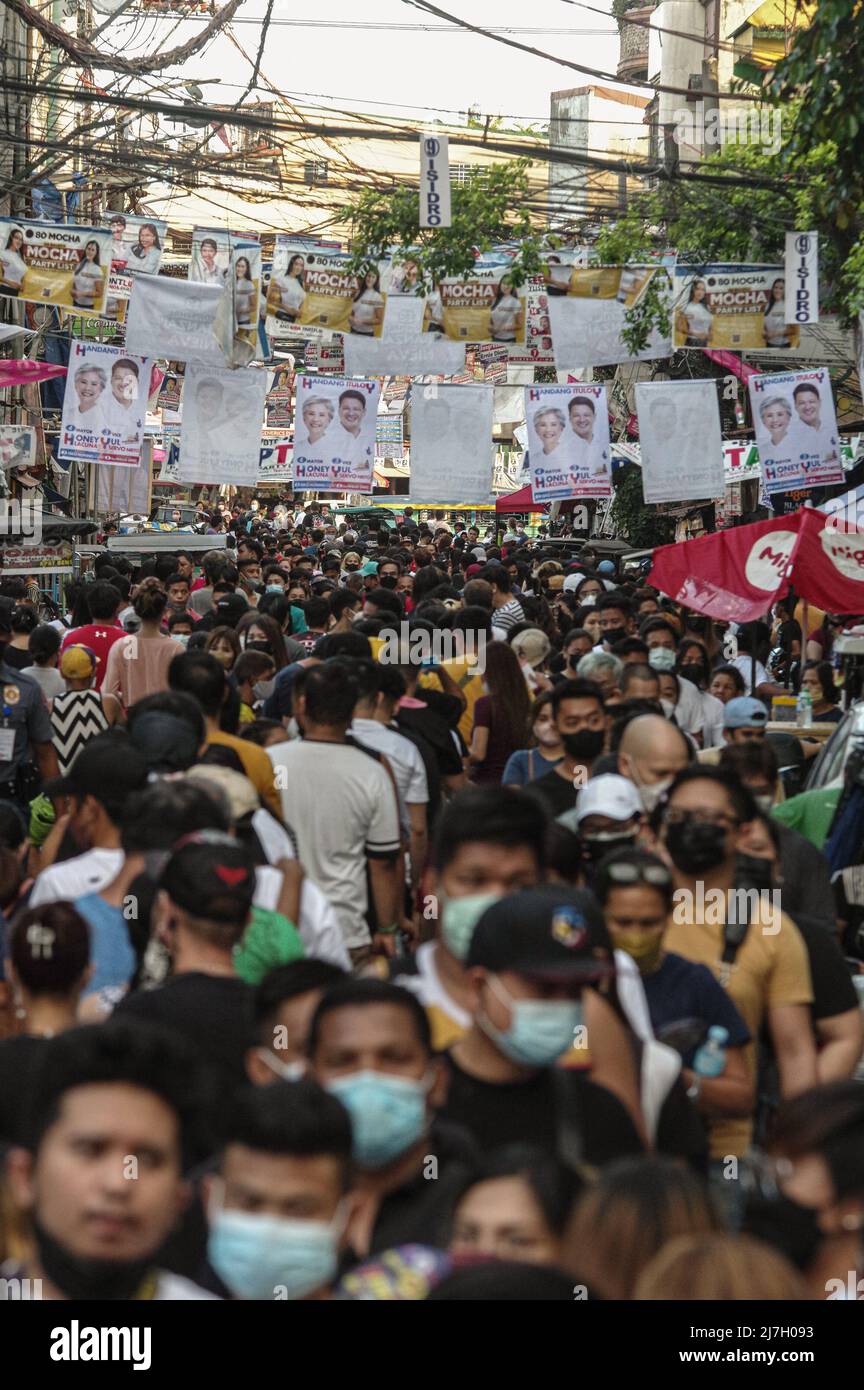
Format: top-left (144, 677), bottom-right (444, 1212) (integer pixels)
top-left (664, 901), bottom-right (812, 1158)
top-left (420, 656), bottom-right (484, 746)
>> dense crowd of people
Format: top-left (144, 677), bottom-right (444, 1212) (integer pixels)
top-left (0, 497), bottom-right (862, 1302)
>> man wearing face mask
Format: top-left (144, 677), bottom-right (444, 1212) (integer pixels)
top-left (523, 679), bottom-right (607, 820)
top-left (2, 1021), bottom-right (216, 1302)
top-left (660, 767), bottom-right (817, 1204)
top-left (595, 592), bottom-right (635, 652)
top-left (310, 978), bottom-right (475, 1259)
top-left (557, 773), bottom-right (642, 864)
top-left (617, 713), bottom-right (690, 817)
top-left (246, 960), bottom-right (346, 1086)
top-left (440, 887), bottom-right (645, 1164)
top-left (203, 1081), bottom-right (356, 1300)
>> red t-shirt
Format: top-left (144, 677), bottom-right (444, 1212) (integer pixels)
top-left (60, 622), bottom-right (125, 691)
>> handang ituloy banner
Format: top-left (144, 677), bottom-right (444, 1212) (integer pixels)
top-left (748, 366), bottom-right (843, 496)
top-left (292, 375), bottom-right (380, 492)
top-left (673, 265), bottom-right (799, 351)
top-left (178, 364), bottom-right (267, 486)
top-left (266, 241), bottom-right (383, 338)
top-left (636, 380), bottom-right (725, 504)
top-left (409, 385), bottom-right (494, 503)
top-left (58, 341), bottom-right (154, 468)
top-left (0, 219), bottom-right (112, 316)
top-left (525, 383), bottom-right (611, 501)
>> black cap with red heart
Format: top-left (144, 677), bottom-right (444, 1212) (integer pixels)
top-left (160, 831), bottom-right (256, 926)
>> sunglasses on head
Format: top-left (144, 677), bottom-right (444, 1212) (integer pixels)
top-left (602, 862), bottom-right (672, 888)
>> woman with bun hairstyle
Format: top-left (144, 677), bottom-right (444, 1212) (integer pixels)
top-left (102, 578), bottom-right (184, 709)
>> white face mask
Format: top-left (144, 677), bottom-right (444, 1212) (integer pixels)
top-left (580, 593), bottom-right (597, 607)
top-left (635, 775), bottom-right (673, 814)
top-left (660, 698), bottom-right (676, 718)
top-left (754, 793), bottom-right (775, 815)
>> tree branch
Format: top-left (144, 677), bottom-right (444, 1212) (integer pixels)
top-left (0, 0), bottom-right (246, 75)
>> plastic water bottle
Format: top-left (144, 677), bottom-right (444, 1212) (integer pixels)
top-left (692, 1026), bottom-right (729, 1078)
top-left (796, 688), bottom-right (813, 728)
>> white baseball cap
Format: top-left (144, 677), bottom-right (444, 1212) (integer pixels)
top-left (573, 774), bottom-right (642, 827)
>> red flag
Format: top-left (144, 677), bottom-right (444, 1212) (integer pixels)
top-left (0, 361), bottom-right (67, 388)
top-left (791, 509), bottom-right (864, 615)
top-left (648, 513), bottom-right (804, 622)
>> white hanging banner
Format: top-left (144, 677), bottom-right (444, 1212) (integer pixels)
top-left (635, 379), bottom-right (725, 504)
top-left (409, 385), bottom-right (493, 502)
top-left (419, 134), bottom-right (451, 229)
top-left (785, 232), bottom-right (819, 325)
top-left (178, 365), bottom-right (267, 485)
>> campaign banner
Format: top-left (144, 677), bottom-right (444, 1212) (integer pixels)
top-left (409, 385), bottom-right (494, 503)
top-left (636, 380), bottom-right (724, 504)
top-left (649, 513), bottom-right (802, 622)
top-left (506, 276), bottom-right (554, 366)
top-left (265, 366), bottom-right (294, 427)
top-left (545, 260), bottom-right (655, 307)
top-left (749, 366), bottom-right (843, 496)
top-left (785, 232), bottom-right (819, 326)
top-left (265, 241), bottom-right (381, 338)
top-left (540, 248), bottom-right (590, 297)
top-left (188, 228), bottom-right (232, 286)
top-left (525, 383), bottom-right (612, 501)
top-left (723, 440), bottom-right (763, 484)
top-left (293, 375), bottom-right (380, 492)
top-left (673, 265), bottom-right (799, 351)
top-left (376, 413), bottom-right (404, 457)
top-left (178, 364), bottom-right (267, 486)
top-left (226, 238), bottom-right (263, 353)
top-left (125, 276), bottom-right (225, 366)
top-left (424, 266), bottom-right (527, 346)
top-left (419, 134), bottom-right (451, 228)
top-left (343, 294), bottom-right (466, 376)
top-left (547, 267), bottom-right (672, 370)
top-left (104, 213), bottom-right (166, 313)
top-left (0, 426), bottom-right (36, 471)
top-left (257, 437), bottom-right (293, 484)
top-left (58, 341), bottom-right (153, 468)
top-left (0, 219), bottom-right (112, 316)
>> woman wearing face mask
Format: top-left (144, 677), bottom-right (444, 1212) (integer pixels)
top-left (573, 575), bottom-right (604, 606)
top-left (468, 642), bottom-right (532, 785)
top-left (232, 650), bottom-right (277, 723)
top-left (676, 640), bottom-right (725, 749)
top-left (204, 627), bottom-right (241, 672)
top-left (799, 660), bottom-right (843, 723)
top-left (502, 691), bottom-right (565, 787)
top-left (596, 847), bottom-right (753, 1122)
top-left (236, 612), bottom-right (290, 672)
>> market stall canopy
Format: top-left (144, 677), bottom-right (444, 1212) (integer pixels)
top-left (496, 485), bottom-right (541, 514)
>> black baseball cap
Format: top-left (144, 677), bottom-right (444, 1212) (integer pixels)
top-left (128, 711), bottom-right (200, 774)
top-left (160, 831), bottom-right (255, 926)
top-left (467, 887), bottom-right (615, 983)
top-left (44, 732), bottom-right (149, 805)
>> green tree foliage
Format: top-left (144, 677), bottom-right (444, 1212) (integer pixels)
top-left (344, 158), bottom-right (544, 286)
top-left (609, 464), bottom-right (676, 549)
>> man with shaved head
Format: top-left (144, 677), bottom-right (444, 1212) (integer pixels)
top-left (617, 714), bottom-right (691, 814)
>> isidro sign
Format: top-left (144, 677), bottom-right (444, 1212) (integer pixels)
top-left (419, 135), bottom-right (451, 229)
top-left (785, 231), bottom-right (819, 325)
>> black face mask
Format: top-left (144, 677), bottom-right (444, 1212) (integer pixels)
top-left (665, 817), bottom-right (728, 875)
top-left (678, 664), bottom-right (706, 688)
top-left (741, 1192), bottom-right (823, 1272)
top-left (246, 640), bottom-right (272, 655)
top-left (378, 574), bottom-right (398, 589)
top-left (582, 830), bottom-right (638, 863)
top-left (561, 729), bottom-right (605, 764)
top-left (736, 852), bottom-right (774, 894)
top-left (33, 1218), bottom-right (153, 1300)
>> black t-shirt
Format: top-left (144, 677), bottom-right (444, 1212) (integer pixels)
top-left (777, 618), bottom-right (802, 653)
top-left (365, 1119), bottom-right (478, 1257)
top-left (522, 768), bottom-right (578, 820)
top-left (115, 973), bottom-right (254, 1093)
top-left (641, 951), bottom-right (751, 1064)
top-left (1, 646), bottom-right (33, 671)
top-left (440, 1052), bottom-right (643, 1166)
top-left (792, 913), bottom-right (860, 1021)
top-left (0, 1034), bottom-right (49, 1145)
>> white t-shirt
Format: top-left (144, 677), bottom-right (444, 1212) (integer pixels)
top-left (274, 275), bottom-right (305, 313)
top-left (731, 652), bottom-right (769, 695)
top-left (351, 288), bottom-right (384, 333)
top-left (267, 740), bottom-right (401, 949)
top-left (0, 249), bottom-right (27, 288)
top-left (67, 401), bottom-right (105, 433)
top-left (73, 261), bottom-right (103, 304)
top-left (128, 244), bottom-right (160, 275)
top-left (490, 293), bottom-right (521, 341)
top-left (763, 301), bottom-right (790, 345)
top-left (254, 865), bottom-right (350, 970)
top-left (683, 301), bottom-right (712, 338)
top-left (699, 689), bottom-right (726, 749)
top-left (234, 278), bottom-right (257, 326)
top-left (351, 718), bottom-right (429, 833)
top-left (326, 424), bottom-right (371, 470)
top-left (103, 393), bottom-right (142, 438)
top-left (789, 418), bottom-right (840, 464)
top-left (30, 847), bottom-right (124, 906)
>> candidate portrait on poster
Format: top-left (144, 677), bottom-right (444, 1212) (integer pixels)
top-left (58, 341), bottom-right (152, 468)
top-left (749, 367), bottom-right (844, 496)
top-left (293, 375), bottom-right (380, 491)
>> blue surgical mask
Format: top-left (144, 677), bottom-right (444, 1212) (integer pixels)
top-left (208, 1203), bottom-right (340, 1300)
top-left (439, 892), bottom-right (499, 962)
top-left (265, 584), bottom-right (283, 593)
top-left (325, 1070), bottom-right (429, 1169)
top-left (480, 976), bottom-right (582, 1067)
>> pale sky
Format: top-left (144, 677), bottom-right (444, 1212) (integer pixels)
top-left (104, 0), bottom-right (623, 126)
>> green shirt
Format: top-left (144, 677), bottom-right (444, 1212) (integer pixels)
top-left (233, 906), bottom-right (304, 984)
top-left (771, 785), bottom-right (842, 850)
